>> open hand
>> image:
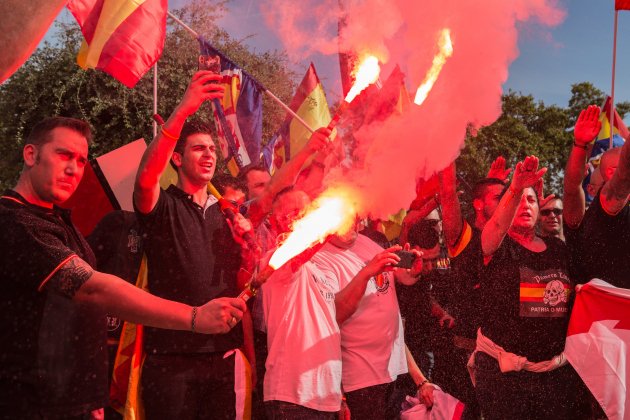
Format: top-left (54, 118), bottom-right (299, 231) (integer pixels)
top-left (486, 156), bottom-right (512, 182)
top-left (510, 156), bottom-right (547, 192)
top-left (574, 105), bottom-right (601, 146)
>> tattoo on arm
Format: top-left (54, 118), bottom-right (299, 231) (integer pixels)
top-left (49, 257), bottom-right (94, 299)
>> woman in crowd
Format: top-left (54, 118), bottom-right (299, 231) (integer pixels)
top-left (471, 156), bottom-right (585, 419)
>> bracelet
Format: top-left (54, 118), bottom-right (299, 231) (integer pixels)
top-left (191, 306), bottom-right (198, 333)
top-left (573, 142), bottom-right (588, 150)
top-left (161, 127), bottom-right (179, 141)
top-left (417, 379), bottom-right (429, 389)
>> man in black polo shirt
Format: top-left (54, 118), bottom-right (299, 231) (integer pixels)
top-left (0, 117), bottom-right (247, 418)
top-left (134, 71), bottom-right (256, 418)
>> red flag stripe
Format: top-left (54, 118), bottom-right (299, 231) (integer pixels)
top-left (616, 0), bottom-right (630, 10)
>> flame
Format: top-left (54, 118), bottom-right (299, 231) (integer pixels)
top-left (344, 55), bottom-right (381, 104)
top-left (268, 190), bottom-right (356, 269)
top-left (414, 28), bottom-right (453, 106)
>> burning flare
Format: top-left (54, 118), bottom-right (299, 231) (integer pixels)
top-left (327, 55), bottom-right (381, 130)
top-left (414, 28), bottom-right (453, 106)
top-left (268, 191), bottom-right (356, 269)
top-left (345, 55), bottom-right (381, 103)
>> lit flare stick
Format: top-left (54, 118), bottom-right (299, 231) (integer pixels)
top-left (237, 192), bottom-right (356, 302)
top-left (327, 55), bottom-right (381, 131)
top-left (414, 28), bottom-right (453, 106)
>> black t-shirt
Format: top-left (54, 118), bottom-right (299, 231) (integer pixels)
top-left (573, 193), bottom-right (630, 288)
top-left (479, 235), bottom-right (572, 362)
top-left (447, 223), bottom-right (483, 339)
top-left (136, 185), bottom-right (243, 354)
top-left (0, 190), bottom-right (108, 416)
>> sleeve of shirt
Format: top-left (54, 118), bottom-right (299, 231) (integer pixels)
top-left (5, 220), bottom-right (92, 298)
top-left (134, 188), bottom-right (169, 233)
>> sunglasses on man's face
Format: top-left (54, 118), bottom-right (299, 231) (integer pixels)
top-left (227, 199), bottom-right (248, 215)
top-left (540, 208), bottom-right (562, 217)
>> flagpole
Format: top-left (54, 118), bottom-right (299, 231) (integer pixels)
top-left (166, 11), bottom-right (315, 134)
top-left (610, 9), bottom-right (619, 149)
top-left (153, 62), bottom-right (158, 138)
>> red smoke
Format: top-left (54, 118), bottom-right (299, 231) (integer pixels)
top-left (262, 0), bottom-right (566, 219)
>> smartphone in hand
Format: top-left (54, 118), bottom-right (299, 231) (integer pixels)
top-left (198, 54), bottom-right (221, 73)
top-left (394, 250), bottom-right (416, 269)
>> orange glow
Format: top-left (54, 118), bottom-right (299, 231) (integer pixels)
top-left (414, 28), bottom-right (453, 106)
top-left (268, 190), bottom-right (356, 269)
top-left (344, 55), bottom-right (381, 104)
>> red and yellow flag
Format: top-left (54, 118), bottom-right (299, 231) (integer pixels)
top-left (67, 0), bottom-right (167, 88)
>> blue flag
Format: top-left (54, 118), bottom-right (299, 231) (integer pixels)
top-left (200, 39), bottom-right (263, 175)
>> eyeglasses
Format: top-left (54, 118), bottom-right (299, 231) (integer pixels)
top-left (540, 208), bottom-right (562, 217)
top-left (227, 199), bottom-right (248, 216)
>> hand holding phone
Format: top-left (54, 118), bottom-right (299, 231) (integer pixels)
top-left (394, 250), bottom-right (417, 269)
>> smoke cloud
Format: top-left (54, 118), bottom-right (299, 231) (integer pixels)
top-left (262, 0), bottom-right (565, 219)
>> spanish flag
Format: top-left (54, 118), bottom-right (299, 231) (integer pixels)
top-left (262, 63), bottom-right (332, 173)
top-left (616, 0), bottom-right (630, 10)
top-left (67, 0), bottom-right (167, 88)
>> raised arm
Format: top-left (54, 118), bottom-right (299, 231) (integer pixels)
top-left (438, 162), bottom-right (463, 248)
top-left (334, 245), bottom-right (401, 324)
top-left (134, 71), bottom-right (224, 214)
top-left (481, 156), bottom-right (546, 256)
top-left (601, 133), bottom-right (630, 214)
top-left (251, 127), bottom-right (331, 218)
top-left (563, 105), bottom-right (600, 228)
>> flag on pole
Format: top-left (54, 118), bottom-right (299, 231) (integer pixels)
top-left (67, 0), bottom-right (167, 88)
top-left (565, 279), bottom-right (630, 420)
top-left (262, 63), bottom-right (332, 173)
top-left (60, 139), bottom-right (147, 236)
top-left (199, 40), bottom-right (263, 176)
top-left (616, 0), bottom-right (630, 10)
top-left (109, 255), bottom-right (149, 419)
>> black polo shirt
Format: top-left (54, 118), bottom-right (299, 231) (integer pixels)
top-left (0, 190), bottom-right (108, 417)
top-left (573, 192), bottom-right (630, 288)
top-left (136, 185), bottom-right (243, 354)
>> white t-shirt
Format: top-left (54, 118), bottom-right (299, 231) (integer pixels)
top-left (262, 259), bottom-right (342, 412)
top-left (312, 234), bottom-right (407, 392)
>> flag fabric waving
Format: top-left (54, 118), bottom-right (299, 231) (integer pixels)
top-left (60, 139), bottom-right (146, 236)
top-left (565, 279), bottom-right (630, 420)
top-left (200, 40), bottom-right (263, 176)
top-left (67, 0), bottom-right (167, 88)
top-left (616, 0), bottom-right (630, 10)
top-left (262, 63), bottom-right (332, 173)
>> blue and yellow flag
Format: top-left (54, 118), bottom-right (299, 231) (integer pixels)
top-left (200, 40), bottom-right (263, 176)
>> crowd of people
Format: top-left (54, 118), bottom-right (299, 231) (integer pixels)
top-left (1, 70), bottom-right (629, 420)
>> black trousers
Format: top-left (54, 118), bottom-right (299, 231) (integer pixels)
top-left (345, 381), bottom-right (402, 420)
top-left (141, 352), bottom-right (236, 420)
top-left (474, 352), bottom-right (589, 420)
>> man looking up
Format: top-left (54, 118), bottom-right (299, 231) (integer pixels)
top-left (133, 71), bottom-right (255, 419)
top-left (0, 116), bottom-right (245, 418)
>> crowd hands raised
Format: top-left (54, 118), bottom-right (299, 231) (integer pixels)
top-left (2, 68), bottom-right (629, 420)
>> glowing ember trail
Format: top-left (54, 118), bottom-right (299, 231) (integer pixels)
top-left (414, 28), bottom-right (453, 106)
top-left (269, 193), bottom-right (356, 268)
top-left (328, 55), bottom-right (381, 130)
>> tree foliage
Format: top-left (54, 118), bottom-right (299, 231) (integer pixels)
top-left (0, 0), bottom-right (296, 190)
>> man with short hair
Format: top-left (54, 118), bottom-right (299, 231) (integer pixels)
top-left (261, 188), bottom-right (344, 419)
top-left (538, 197), bottom-right (564, 241)
top-left (0, 116), bottom-right (245, 418)
top-left (134, 71), bottom-right (255, 419)
top-left (471, 178), bottom-right (505, 230)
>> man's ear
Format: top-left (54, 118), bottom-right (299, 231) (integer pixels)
top-left (473, 198), bottom-right (483, 212)
top-left (23, 144), bottom-right (37, 167)
top-left (171, 151), bottom-right (182, 168)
